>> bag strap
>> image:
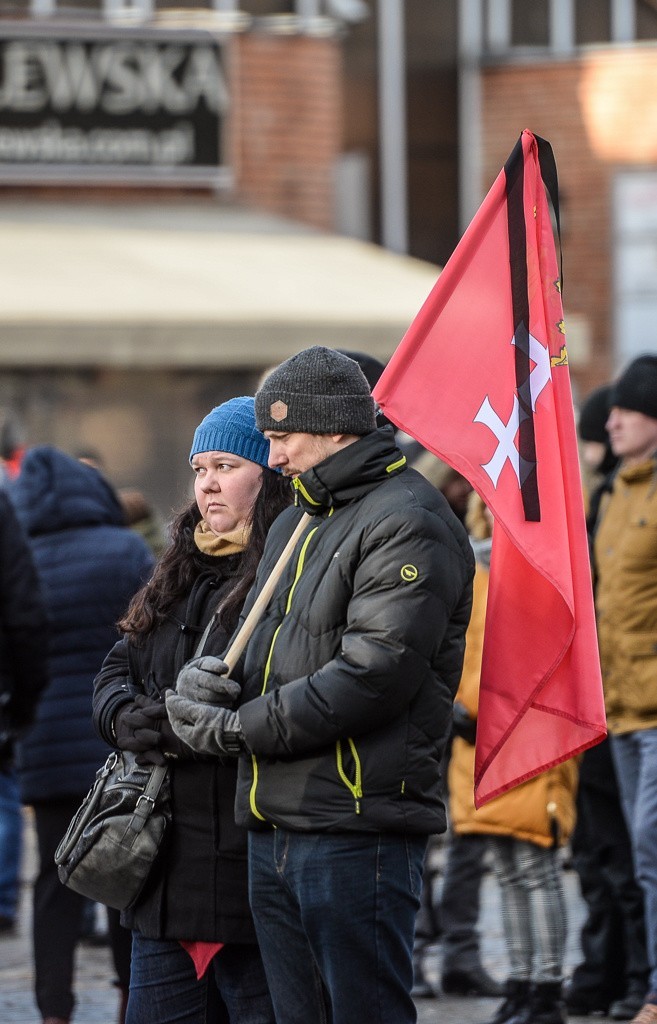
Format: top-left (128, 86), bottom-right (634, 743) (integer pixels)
top-left (117, 763), bottom-right (169, 850)
top-left (193, 613), bottom-right (216, 659)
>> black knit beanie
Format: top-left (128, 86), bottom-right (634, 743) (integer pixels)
top-left (337, 349), bottom-right (394, 430)
top-left (255, 346), bottom-right (377, 435)
top-left (578, 385), bottom-right (611, 443)
top-left (611, 355), bottom-right (657, 420)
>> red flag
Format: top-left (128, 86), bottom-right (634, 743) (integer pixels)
top-left (373, 130), bottom-right (606, 806)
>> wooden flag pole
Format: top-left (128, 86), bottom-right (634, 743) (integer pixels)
top-left (222, 512), bottom-right (312, 674)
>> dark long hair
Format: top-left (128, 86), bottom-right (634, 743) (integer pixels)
top-left (119, 468), bottom-right (292, 638)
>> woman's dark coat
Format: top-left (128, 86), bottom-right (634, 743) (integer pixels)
top-left (93, 562), bottom-right (257, 944)
top-left (10, 446), bottom-right (154, 804)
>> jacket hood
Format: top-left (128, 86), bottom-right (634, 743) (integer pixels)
top-left (9, 445), bottom-right (126, 536)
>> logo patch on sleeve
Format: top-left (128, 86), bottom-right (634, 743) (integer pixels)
top-left (401, 564), bottom-right (418, 582)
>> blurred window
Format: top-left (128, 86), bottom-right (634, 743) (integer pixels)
top-left (19, 0), bottom-right (301, 12)
top-left (576, 0), bottom-right (611, 42)
top-left (511, 0), bottom-right (549, 46)
top-left (637, 0), bottom-right (657, 39)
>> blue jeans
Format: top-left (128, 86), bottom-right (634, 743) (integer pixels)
top-left (610, 729), bottom-right (657, 994)
top-left (0, 767), bottom-right (22, 919)
top-left (248, 830), bottom-right (427, 1024)
top-left (127, 933), bottom-right (275, 1024)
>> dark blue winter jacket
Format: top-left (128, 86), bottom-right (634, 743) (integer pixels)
top-left (10, 446), bottom-right (154, 803)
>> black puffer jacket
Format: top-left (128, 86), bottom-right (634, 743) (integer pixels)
top-left (229, 428), bottom-right (474, 836)
top-left (0, 490), bottom-right (49, 764)
top-left (93, 564), bottom-right (258, 944)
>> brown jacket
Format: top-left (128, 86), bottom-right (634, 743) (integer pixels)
top-left (448, 561), bottom-right (578, 848)
top-left (594, 456), bottom-right (657, 734)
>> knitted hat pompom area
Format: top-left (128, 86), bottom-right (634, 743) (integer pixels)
top-left (255, 346), bottom-right (377, 436)
top-left (611, 354), bottom-right (657, 421)
top-left (189, 396), bottom-right (271, 468)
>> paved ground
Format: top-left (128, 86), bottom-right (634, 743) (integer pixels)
top-left (0, 810), bottom-right (619, 1023)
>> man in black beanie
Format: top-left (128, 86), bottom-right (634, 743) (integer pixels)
top-left (593, 353), bottom-right (657, 1024)
top-left (167, 346), bottom-right (474, 1024)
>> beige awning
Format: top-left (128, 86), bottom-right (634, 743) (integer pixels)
top-left (0, 200), bottom-right (441, 369)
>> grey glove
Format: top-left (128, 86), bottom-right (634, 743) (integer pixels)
top-left (165, 691), bottom-right (246, 757)
top-left (175, 656), bottom-right (241, 706)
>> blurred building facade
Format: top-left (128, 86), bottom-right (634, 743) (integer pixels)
top-left (1, 0), bottom-right (656, 513)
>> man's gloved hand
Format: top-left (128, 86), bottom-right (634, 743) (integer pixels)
top-left (175, 656), bottom-right (240, 706)
top-left (165, 691), bottom-right (246, 758)
top-left (114, 694), bottom-right (164, 752)
top-left (451, 701), bottom-right (477, 745)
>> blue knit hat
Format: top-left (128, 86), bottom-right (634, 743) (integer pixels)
top-left (189, 397), bottom-right (271, 468)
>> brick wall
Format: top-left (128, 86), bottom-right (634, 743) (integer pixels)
top-left (233, 32), bottom-right (343, 231)
top-left (482, 46), bottom-right (657, 394)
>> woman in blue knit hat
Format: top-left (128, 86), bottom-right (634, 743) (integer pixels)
top-left (92, 397), bottom-right (290, 1024)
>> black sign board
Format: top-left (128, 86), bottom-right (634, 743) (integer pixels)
top-left (0, 23), bottom-right (230, 186)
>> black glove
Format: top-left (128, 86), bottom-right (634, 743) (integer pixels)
top-left (452, 701), bottom-right (477, 745)
top-left (113, 694), bottom-right (164, 753)
top-left (134, 709), bottom-right (195, 766)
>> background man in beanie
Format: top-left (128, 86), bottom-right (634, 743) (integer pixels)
top-left (592, 353), bottom-right (657, 1024)
top-left (563, 384), bottom-right (648, 1021)
top-left (167, 346), bottom-right (474, 1024)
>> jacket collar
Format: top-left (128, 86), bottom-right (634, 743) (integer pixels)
top-left (617, 454), bottom-right (657, 486)
top-left (292, 426), bottom-right (407, 515)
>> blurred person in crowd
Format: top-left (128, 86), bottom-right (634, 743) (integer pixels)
top-left (410, 855), bottom-right (443, 999)
top-left (76, 451), bottom-right (164, 954)
top-left (0, 488), bottom-right (49, 935)
top-left (76, 449), bottom-right (168, 559)
top-left (118, 487), bottom-right (168, 559)
top-left (449, 491), bottom-right (577, 1024)
top-left (93, 397), bottom-right (289, 1024)
top-left (413, 450), bottom-right (473, 525)
top-left (0, 410), bottom-right (26, 481)
top-left (577, 384), bottom-right (618, 531)
top-left (166, 347), bottom-right (474, 1024)
top-left (10, 446), bottom-right (154, 1024)
top-left (564, 384), bottom-right (648, 1021)
top-left (0, 410), bottom-right (49, 942)
top-left (411, 448), bottom-right (497, 1002)
top-left (593, 355), bottom-right (657, 1024)
top-left (578, 385), bottom-right (617, 488)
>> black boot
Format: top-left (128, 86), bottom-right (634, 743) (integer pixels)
top-left (515, 982), bottom-right (567, 1024)
top-left (483, 980), bottom-right (532, 1024)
